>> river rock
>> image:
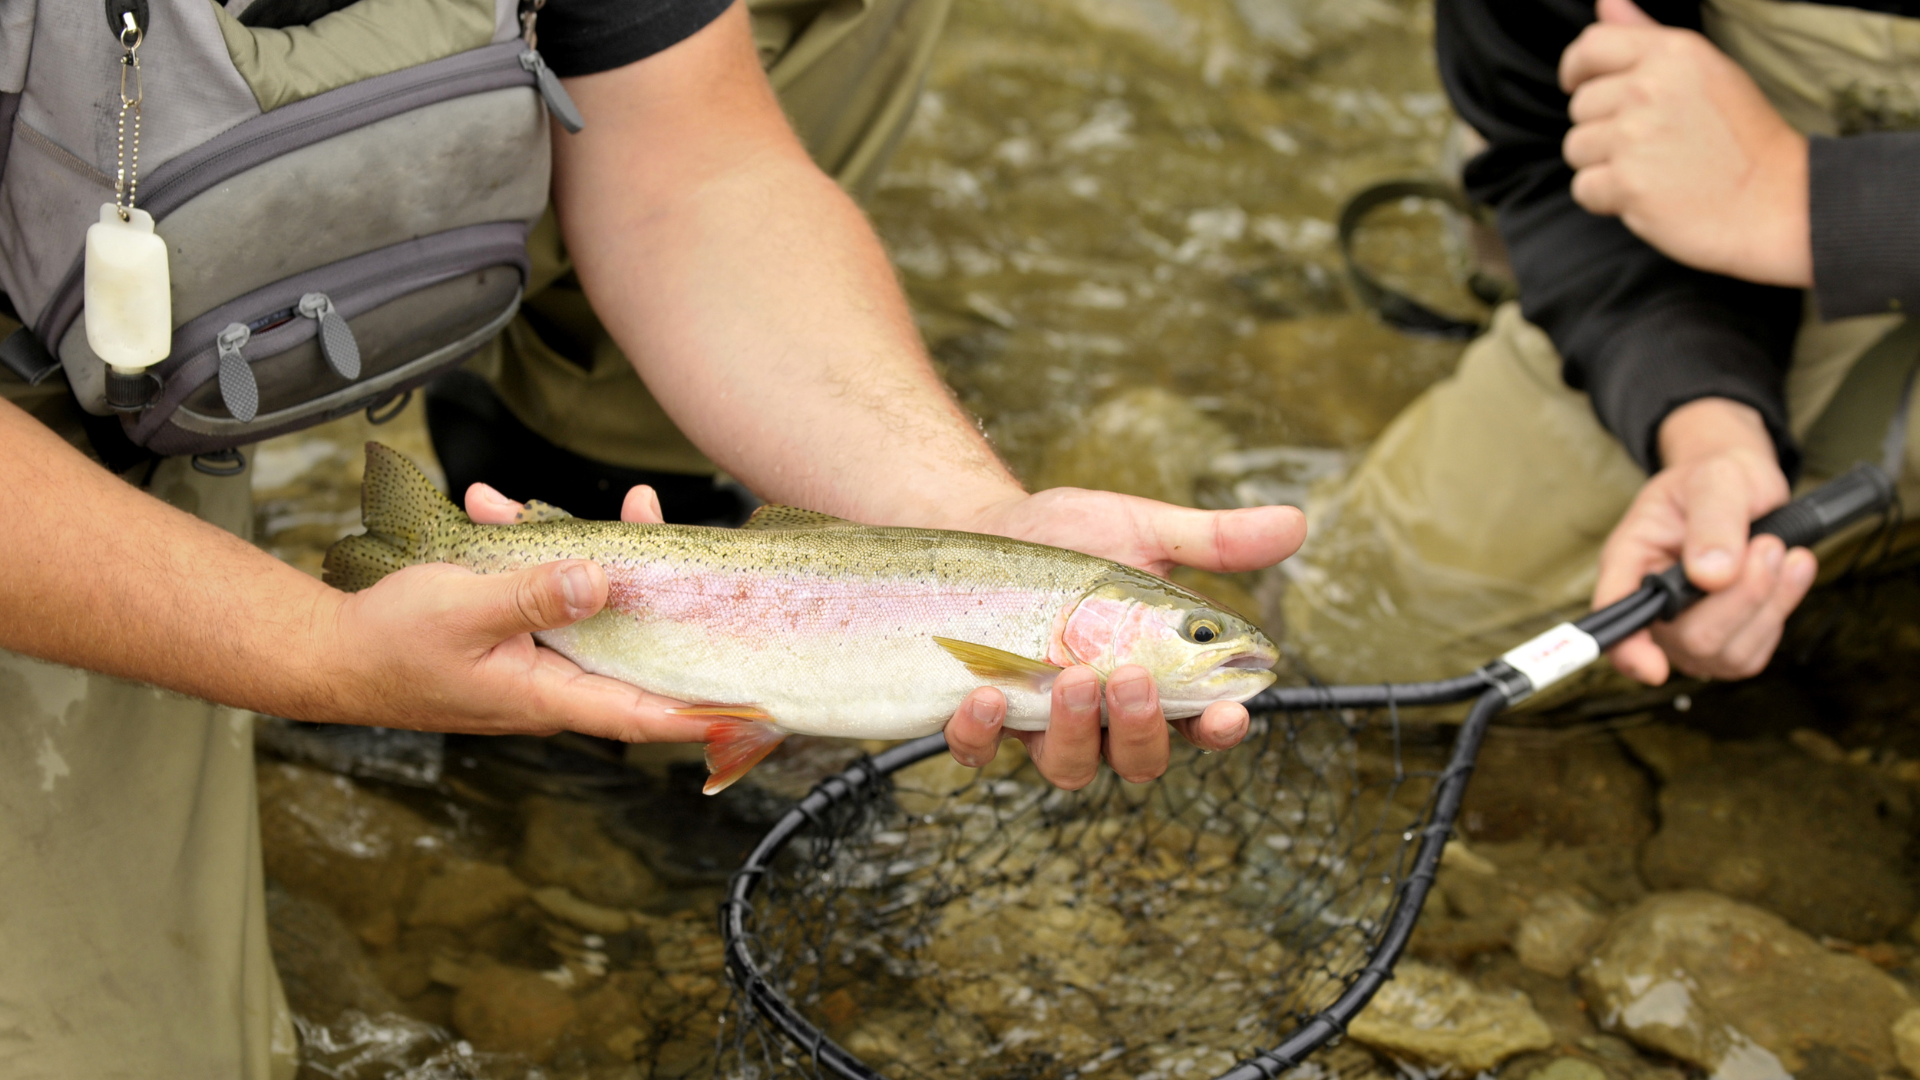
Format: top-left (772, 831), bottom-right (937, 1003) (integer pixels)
top-left (1247, 314), bottom-right (1463, 448)
top-left (450, 963), bottom-right (579, 1063)
top-left (1634, 739), bottom-right (1916, 941)
top-left (1032, 386), bottom-right (1234, 506)
top-left (515, 796), bottom-right (661, 909)
top-left (407, 858), bottom-right (529, 931)
top-left (265, 882), bottom-right (402, 1021)
top-left (1581, 891), bottom-right (1915, 1079)
top-left (1457, 733), bottom-right (1654, 848)
top-left (1515, 890), bottom-right (1608, 979)
top-left (1346, 959), bottom-right (1554, 1075)
top-left (1894, 1009), bottom-right (1920, 1077)
top-left (257, 762), bottom-right (441, 937)
top-left (530, 885), bottom-right (630, 935)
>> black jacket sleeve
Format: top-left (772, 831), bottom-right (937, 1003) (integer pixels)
top-left (1434, 0), bottom-right (1802, 476)
top-left (1809, 131), bottom-right (1920, 318)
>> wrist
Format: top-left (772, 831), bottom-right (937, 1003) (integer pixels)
top-left (1754, 129), bottom-right (1812, 288)
top-left (1657, 397), bottom-right (1775, 470)
top-left (282, 584), bottom-right (363, 724)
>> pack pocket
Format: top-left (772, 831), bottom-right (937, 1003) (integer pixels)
top-left (125, 222), bottom-right (529, 457)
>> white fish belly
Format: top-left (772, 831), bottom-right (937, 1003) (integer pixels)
top-left (539, 563), bottom-right (1078, 740)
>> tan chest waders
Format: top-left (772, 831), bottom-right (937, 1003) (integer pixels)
top-left (0, 0), bottom-right (580, 462)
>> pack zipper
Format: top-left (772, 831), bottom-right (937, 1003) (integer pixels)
top-left (298, 292), bottom-right (361, 379)
top-left (214, 291), bottom-right (361, 420)
top-left (216, 323), bottom-right (258, 422)
top-left (519, 50), bottom-right (584, 133)
top-left (518, 0), bottom-right (583, 133)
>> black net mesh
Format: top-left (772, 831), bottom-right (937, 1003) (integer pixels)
top-left (718, 699), bottom-right (1462, 1080)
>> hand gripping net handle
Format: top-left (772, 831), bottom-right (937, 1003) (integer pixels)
top-left (720, 464), bottom-right (1899, 1080)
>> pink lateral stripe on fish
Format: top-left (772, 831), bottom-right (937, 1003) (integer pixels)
top-left (325, 443), bottom-right (1279, 794)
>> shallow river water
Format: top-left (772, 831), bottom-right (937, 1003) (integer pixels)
top-left (247, 1), bottom-right (1920, 1078)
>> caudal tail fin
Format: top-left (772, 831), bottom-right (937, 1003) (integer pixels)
top-left (322, 442), bottom-right (466, 592)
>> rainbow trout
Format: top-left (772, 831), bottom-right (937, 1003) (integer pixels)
top-left (325, 444), bottom-right (1278, 792)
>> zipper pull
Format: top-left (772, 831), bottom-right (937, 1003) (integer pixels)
top-left (519, 50), bottom-right (584, 134)
top-left (298, 292), bottom-right (360, 380)
top-left (216, 323), bottom-right (259, 422)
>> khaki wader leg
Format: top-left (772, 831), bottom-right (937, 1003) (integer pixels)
top-left (0, 456), bottom-right (298, 1080)
top-left (1281, 304), bottom-right (1646, 688)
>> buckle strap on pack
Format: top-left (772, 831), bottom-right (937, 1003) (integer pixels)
top-left (0, 328), bottom-right (62, 385)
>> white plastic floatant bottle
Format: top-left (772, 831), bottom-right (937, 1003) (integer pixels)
top-left (84, 202), bottom-right (171, 374)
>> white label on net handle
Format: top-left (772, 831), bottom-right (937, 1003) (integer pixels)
top-left (1500, 622), bottom-right (1600, 694)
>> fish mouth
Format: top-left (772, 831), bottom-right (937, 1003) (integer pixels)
top-left (1219, 654), bottom-right (1274, 670)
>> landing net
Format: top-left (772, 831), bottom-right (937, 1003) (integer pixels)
top-left (717, 691), bottom-right (1463, 1080)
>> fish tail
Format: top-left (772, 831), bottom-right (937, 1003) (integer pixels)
top-left (321, 442), bottom-right (466, 592)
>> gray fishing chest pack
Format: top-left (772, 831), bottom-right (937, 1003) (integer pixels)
top-left (0, 0), bottom-right (580, 459)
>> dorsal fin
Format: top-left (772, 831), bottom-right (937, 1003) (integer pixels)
top-left (513, 499), bottom-right (573, 523)
top-left (742, 504), bottom-right (859, 531)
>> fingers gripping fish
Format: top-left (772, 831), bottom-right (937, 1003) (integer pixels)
top-left (325, 444), bottom-right (1279, 793)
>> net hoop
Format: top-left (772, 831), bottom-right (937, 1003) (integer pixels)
top-left (721, 688), bottom-right (1508, 1080)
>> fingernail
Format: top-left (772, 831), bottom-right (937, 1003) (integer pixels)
top-left (1764, 544), bottom-right (1784, 571)
top-left (1787, 557), bottom-right (1815, 588)
top-left (1227, 715), bottom-right (1250, 745)
top-left (971, 695), bottom-right (1000, 725)
top-left (561, 565), bottom-right (594, 612)
top-left (1693, 549), bottom-right (1733, 578)
top-left (1066, 680), bottom-right (1100, 711)
top-left (1113, 673), bottom-right (1152, 711)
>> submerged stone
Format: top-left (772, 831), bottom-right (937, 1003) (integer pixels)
top-left (450, 963), bottom-right (579, 1064)
top-left (1514, 890), bottom-right (1609, 979)
top-left (257, 761), bottom-right (442, 940)
top-left (1033, 386), bottom-right (1235, 507)
top-left (515, 795), bottom-right (662, 909)
top-left (1581, 891), bottom-right (1916, 1080)
top-left (266, 882), bottom-right (403, 1022)
top-left (1633, 739), bottom-right (1916, 941)
top-left (1893, 1009), bottom-right (1920, 1078)
top-left (407, 858), bottom-right (530, 931)
top-left (1346, 959), bottom-right (1554, 1075)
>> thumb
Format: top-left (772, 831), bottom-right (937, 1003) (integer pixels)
top-left (1145, 504), bottom-right (1306, 574)
top-left (465, 559), bottom-right (608, 641)
top-left (1597, 0), bottom-right (1658, 26)
top-left (1679, 462), bottom-right (1753, 591)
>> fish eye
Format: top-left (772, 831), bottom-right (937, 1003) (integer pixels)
top-left (1184, 614), bottom-right (1223, 644)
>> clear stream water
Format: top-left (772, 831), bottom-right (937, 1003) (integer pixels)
top-left (244, 1), bottom-right (1920, 1078)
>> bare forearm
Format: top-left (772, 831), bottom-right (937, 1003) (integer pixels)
top-left (0, 401), bottom-right (335, 713)
top-left (552, 6), bottom-right (1021, 528)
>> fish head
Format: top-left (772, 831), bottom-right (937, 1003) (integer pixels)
top-left (1057, 576), bottom-right (1278, 718)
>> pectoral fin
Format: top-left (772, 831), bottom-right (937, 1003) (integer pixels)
top-left (932, 636), bottom-right (1063, 693)
top-left (675, 705), bottom-right (787, 794)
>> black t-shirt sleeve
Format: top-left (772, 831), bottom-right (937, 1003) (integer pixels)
top-left (537, 0), bottom-right (737, 78)
top-left (1434, 0), bottom-right (1802, 476)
